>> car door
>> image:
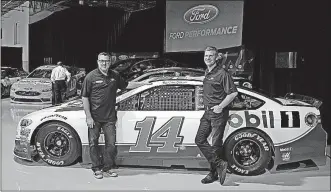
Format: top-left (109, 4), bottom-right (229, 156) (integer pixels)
top-left (116, 83), bottom-right (203, 158)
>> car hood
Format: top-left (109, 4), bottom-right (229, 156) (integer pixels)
top-left (13, 78), bottom-right (52, 89)
top-left (22, 99), bottom-right (84, 119)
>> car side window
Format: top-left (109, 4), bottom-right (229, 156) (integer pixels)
top-left (117, 94), bottom-right (140, 111)
top-left (230, 92), bottom-right (264, 110)
top-left (139, 85), bottom-right (195, 111)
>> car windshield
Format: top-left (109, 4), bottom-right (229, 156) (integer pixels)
top-left (27, 69), bottom-right (52, 78)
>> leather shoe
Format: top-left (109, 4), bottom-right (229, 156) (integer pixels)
top-left (201, 172), bottom-right (218, 184)
top-left (216, 160), bottom-right (228, 185)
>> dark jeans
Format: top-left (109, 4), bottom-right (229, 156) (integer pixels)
top-left (88, 121), bottom-right (117, 172)
top-left (53, 80), bottom-right (66, 105)
top-left (195, 109), bottom-right (229, 172)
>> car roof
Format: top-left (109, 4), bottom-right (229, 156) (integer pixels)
top-left (35, 65), bottom-right (71, 70)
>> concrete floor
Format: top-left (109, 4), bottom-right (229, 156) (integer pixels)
top-left (1, 98), bottom-right (330, 190)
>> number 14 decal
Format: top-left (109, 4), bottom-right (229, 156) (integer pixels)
top-left (129, 117), bottom-right (185, 153)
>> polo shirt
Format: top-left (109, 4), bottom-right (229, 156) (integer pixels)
top-left (81, 68), bottom-right (128, 122)
top-left (203, 64), bottom-right (238, 107)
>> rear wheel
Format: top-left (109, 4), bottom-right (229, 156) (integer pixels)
top-left (35, 122), bottom-right (81, 166)
top-left (224, 129), bottom-right (272, 175)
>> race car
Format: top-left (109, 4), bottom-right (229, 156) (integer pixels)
top-left (13, 77), bottom-right (327, 175)
top-left (10, 65), bottom-right (85, 104)
top-left (1, 67), bottom-right (28, 97)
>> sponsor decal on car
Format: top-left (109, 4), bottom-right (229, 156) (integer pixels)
top-left (280, 147), bottom-right (292, 152)
top-left (281, 152), bottom-right (291, 161)
top-left (40, 114), bottom-right (68, 121)
top-left (126, 117), bottom-right (185, 153)
top-left (228, 111), bottom-right (300, 129)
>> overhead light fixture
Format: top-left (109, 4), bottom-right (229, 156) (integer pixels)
top-left (79, 0), bottom-right (84, 5)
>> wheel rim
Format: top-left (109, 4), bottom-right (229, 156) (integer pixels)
top-left (43, 131), bottom-right (71, 157)
top-left (233, 139), bottom-right (261, 167)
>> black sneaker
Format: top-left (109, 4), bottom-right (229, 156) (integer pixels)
top-left (216, 161), bottom-right (228, 185)
top-left (201, 171), bottom-right (218, 184)
top-left (94, 170), bottom-right (103, 179)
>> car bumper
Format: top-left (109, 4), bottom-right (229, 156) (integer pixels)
top-left (10, 91), bottom-right (52, 104)
top-left (271, 123), bottom-right (328, 172)
top-left (13, 139), bottom-right (34, 161)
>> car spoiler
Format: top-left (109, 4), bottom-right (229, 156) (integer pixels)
top-left (284, 93), bottom-right (323, 109)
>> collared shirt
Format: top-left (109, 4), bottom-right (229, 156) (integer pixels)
top-left (81, 68), bottom-right (128, 122)
top-left (203, 64), bottom-right (237, 107)
top-left (51, 66), bottom-right (71, 82)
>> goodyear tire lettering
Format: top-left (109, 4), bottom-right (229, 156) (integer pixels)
top-left (225, 129), bottom-right (272, 175)
top-left (57, 127), bottom-right (73, 139)
top-left (35, 122), bottom-right (81, 166)
top-left (231, 164), bottom-right (249, 175)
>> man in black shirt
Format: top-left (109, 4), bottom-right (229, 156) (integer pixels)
top-left (82, 52), bottom-right (148, 179)
top-left (195, 46), bottom-right (238, 185)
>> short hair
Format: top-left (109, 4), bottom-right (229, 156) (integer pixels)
top-left (98, 52), bottom-right (117, 63)
top-left (98, 52), bottom-right (111, 58)
top-left (205, 46), bottom-right (218, 53)
top-left (57, 61), bottom-right (63, 65)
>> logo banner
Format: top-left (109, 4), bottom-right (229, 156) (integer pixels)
top-left (165, 0), bottom-right (244, 53)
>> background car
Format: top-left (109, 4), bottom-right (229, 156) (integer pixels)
top-left (1, 67), bottom-right (28, 97)
top-left (111, 58), bottom-right (189, 80)
top-left (10, 65), bottom-right (85, 104)
top-left (127, 67), bottom-right (205, 83)
top-left (14, 77), bottom-right (327, 176)
top-left (127, 66), bottom-right (253, 89)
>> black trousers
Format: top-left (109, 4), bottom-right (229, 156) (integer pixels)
top-left (88, 121), bottom-right (117, 172)
top-left (53, 80), bottom-right (66, 105)
top-left (195, 109), bottom-right (229, 172)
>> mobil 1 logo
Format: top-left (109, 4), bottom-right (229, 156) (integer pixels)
top-left (228, 110), bottom-right (300, 128)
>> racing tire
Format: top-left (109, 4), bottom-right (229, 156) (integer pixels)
top-left (35, 122), bottom-right (81, 167)
top-left (224, 129), bottom-right (272, 176)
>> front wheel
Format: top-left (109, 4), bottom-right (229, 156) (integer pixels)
top-left (224, 129), bottom-right (272, 175)
top-left (35, 122), bottom-right (81, 166)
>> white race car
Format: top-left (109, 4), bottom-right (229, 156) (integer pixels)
top-left (14, 77), bottom-right (327, 175)
top-left (10, 65), bottom-right (85, 104)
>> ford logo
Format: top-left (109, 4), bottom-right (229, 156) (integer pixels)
top-left (184, 5), bottom-right (219, 24)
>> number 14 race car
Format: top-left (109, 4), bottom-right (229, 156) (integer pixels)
top-left (14, 77), bottom-right (328, 175)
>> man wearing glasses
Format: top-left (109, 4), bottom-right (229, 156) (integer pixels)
top-left (81, 52), bottom-right (144, 179)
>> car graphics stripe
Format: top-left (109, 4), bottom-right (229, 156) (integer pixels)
top-left (55, 106), bottom-right (83, 112)
top-left (274, 124), bottom-right (319, 146)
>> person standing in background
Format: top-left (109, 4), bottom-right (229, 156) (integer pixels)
top-left (51, 61), bottom-right (71, 105)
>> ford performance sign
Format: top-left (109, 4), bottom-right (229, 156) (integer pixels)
top-left (165, 0), bottom-right (244, 52)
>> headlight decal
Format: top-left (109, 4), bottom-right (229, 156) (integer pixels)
top-left (20, 119), bottom-right (32, 127)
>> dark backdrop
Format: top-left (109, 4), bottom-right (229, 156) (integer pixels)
top-left (1, 47), bottom-right (22, 68)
